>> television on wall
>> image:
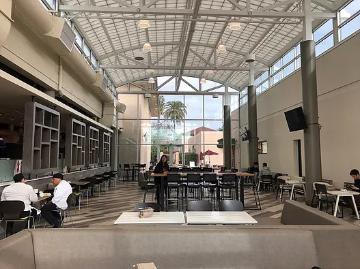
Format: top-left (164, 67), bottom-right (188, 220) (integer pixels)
top-left (284, 107), bottom-right (307, 132)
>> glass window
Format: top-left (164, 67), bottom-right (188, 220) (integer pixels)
top-left (313, 20), bottom-right (333, 43)
top-left (315, 34), bottom-right (334, 56)
top-left (185, 120), bottom-right (203, 144)
top-left (73, 27), bottom-right (82, 49)
top-left (283, 62), bottom-right (295, 78)
top-left (272, 71), bottom-right (282, 85)
top-left (183, 76), bottom-right (199, 90)
top-left (41, 0), bottom-right (56, 10)
top-left (158, 76), bottom-right (176, 91)
top-left (283, 48), bottom-right (295, 65)
top-left (83, 42), bottom-right (91, 59)
top-left (179, 80), bottom-right (196, 92)
top-left (184, 95), bottom-right (203, 119)
top-left (230, 95), bottom-right (239, 112)
top-left (271, 59), bottom-right (282, 74)
top-left (258, 141), bottom-right (268, 154)
top-left (339, 14), bottom-right (360, 40)
top-left (201, 80), bottom-right (222, 91)
top-left (339, 0), bottom-right (360, 24)
top-left (204, 95), bottom-right (222, 119)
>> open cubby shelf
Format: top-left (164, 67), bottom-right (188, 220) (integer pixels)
top-left (101, 132), bottom-right (111, 164)
top-left (88, 126), bottom-right (100, 166)
top-left (23, 102), bottom-right (60, 174)
top-left (67, 118), bottom-right (86, 168)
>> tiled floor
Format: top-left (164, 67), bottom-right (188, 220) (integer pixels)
top-left (62, 181), bottom-right (360, 227)
top-left (63, 181), bottom-right (287, 227)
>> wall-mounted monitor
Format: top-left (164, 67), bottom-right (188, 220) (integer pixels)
top-left (284, 107), bottom-right (306, 132)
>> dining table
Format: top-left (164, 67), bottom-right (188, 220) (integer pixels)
top-left (186, 211), bottom-right (257, 225)
top-left (327, 190), bottom-right (360, 219)
top-left (114, 212), bottom-right (186, 224)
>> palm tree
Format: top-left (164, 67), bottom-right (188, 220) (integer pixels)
top-left (158, 95), bottom-right (165, 117)
top-left (163, 101), bottom-right (187, 128)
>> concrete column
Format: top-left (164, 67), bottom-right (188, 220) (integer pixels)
top-left (247, 85), bottom-right (258, 166)
top-left (301, 40), bottom-right (322, 203)
top-left (223, 105), bottom-right (232, 169)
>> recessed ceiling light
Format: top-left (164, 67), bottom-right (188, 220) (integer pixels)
top-left (217, 44), bottom-right (227, 54)
top-left (138, 20), bottom-right (150, 29)
top-left (228, 21), bottom-right (241, 31)
top-left (143, 42), bottom-right (152, 53)
top-left (135, 56), bottom-right (144, 61)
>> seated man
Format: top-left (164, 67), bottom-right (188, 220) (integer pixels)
top-left (343, 169), bottom-right (360, 213)
top-left (260, 162), bottom-right (272, 177)
top-left (1, 173), bottom-right (38, 230)
top-left (248, 162), bottom-right (259, 174)
top-left (41, 173), bottom-right (72, 228)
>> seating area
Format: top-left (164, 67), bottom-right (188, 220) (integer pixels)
top-left (1, 0), bottom-right (360, 267)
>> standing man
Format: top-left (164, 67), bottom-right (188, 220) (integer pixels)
top-left (1, 173), bottom-right (38, 220)
top-left (41, 173), bottom-right (72, 228)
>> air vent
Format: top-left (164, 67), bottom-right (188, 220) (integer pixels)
top-left (135, 56), bottom-right (144, 61)
top-left (60, 22), bottom-right (76, 52)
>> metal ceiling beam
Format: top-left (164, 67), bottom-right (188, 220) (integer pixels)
top-left (312, 0), bottom-right (336, 11)
top-left (59, 5), bottom-right (310, 18)
top-left (113, 0), bottom-right (133, 8)
top-left (152, 45), bottom-right (179, 65)
top-left (258, 0), bottom-right (299, 12)
top-left (226, 0), bottom-right (245, 10)
top-left (100, 65), bottom-right (253, 71)
top-left (65, 14), bottom-right (302, 24)
top-left (176, 0), bottom-right (202, 92)
top-left (189, 48), bottom-right (216, 68)
top-left (145, 0), bottom-right (161, 8)
top-left (181, 78), bottom-right (199, 92)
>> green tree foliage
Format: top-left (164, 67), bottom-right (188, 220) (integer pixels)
top-left (163, 101), bottom-right (187, 128)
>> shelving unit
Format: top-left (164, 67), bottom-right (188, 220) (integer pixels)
top-left (23, 102), bottom-right (60, 175)
top-left (100, 131), bottom-right (111, 165)
top-left (88, 126), bottom-right (100, 167)
top-left (65, 118), bottom-right (86, 170)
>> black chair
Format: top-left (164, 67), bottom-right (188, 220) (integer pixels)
top-left (203, 167), bottom-right (213, 172)
top-left (142, 171), bottom-right (156, 202)
top-left (202, 173), bottom-right (218, 202)
top-left (243, 175), bottom-right (262, 210)
top-left (166, 173), bottom-right (182, 210)
top-left (187, 200), bottom-right (212, 211)
top-left (219, 200), bottom-right (244, 211)
top-left (186, 173), bottom-right (202, 200)
top-left (219, 173), bottom-right (237, 200)
top-left (0, 201), bottom-right (31, 237)
top-left (55, 193), bottom-right (78, 227)
top-left (169, 167), bottom-right (179, 172)
top-left (313, 183), bottom-right (340, 215)
top-left (136, 202), bottom-right (161, 212)
top-left (259, 174), bottom-right (273, 191)
top-left (123, 164), bottom-right (131, 181)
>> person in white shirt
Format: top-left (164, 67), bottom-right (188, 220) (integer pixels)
top-left (1, 173), bottom-right (38, 217)
top-left (41, 173), bottom-right (72, 228)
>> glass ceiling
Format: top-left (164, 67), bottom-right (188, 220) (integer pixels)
top-left (59, 0), bottom-right (347, 90)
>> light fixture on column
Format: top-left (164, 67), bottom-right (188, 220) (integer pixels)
top-left (228, 20), bottom-right (241, 31)
top-left (212, 93), bottom-right (219, 98)
top-left (143, 42), bottom-right (152, 53)
top-left (138, 19), bottom-right (150, 29)
top-left (200, 78), bottom-right (207, 84)
top-left (148, 77), bottom-right (155, 84)
top-left (217, 43), bottom-right (227, 54)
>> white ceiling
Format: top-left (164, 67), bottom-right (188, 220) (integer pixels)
top-left (59, 0), bottom-right (347, 90)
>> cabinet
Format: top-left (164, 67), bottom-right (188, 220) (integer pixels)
top-left (88, 126), bottom-right (99, 167)
top-left (100, 132), bottom-right (111, 165)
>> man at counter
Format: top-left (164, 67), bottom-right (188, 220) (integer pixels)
top-left (41, 173), bottom-right (72, 228)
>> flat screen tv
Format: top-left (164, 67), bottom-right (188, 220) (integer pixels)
top-left (284, 107), bottom-right (306, 132)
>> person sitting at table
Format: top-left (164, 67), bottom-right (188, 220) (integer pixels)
top-left (153, 155), bottom-right (169, 206)
top-left (1, 173), bottom-right (38, 230)
top-left (259, 163), bottom-right (271, 177)
top-left (41, 173), bottom-right (72, 228)
top-left (342, 169), bottom-right (360, 214)
top-left (248, 162), bottom-right (259, 174)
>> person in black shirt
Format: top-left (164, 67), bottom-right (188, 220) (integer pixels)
top-left (248, 162), bottom-right (259, 174)
top-left (350, 169), bottom-right (360, 191)
top-left (344, 169), bottom-right (360, 214)
top-left (154, 155), bottom-right (169, 206)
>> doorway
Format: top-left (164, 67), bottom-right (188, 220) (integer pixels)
top-left (294, 139), bottom-right (302, 177)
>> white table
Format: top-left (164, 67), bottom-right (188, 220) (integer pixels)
top-left (186, 211), bottom-right (257, 225)
top-left (114, 212), bottom-right (186, 224)
top-left (328, 190), bottom-right (360, 219)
